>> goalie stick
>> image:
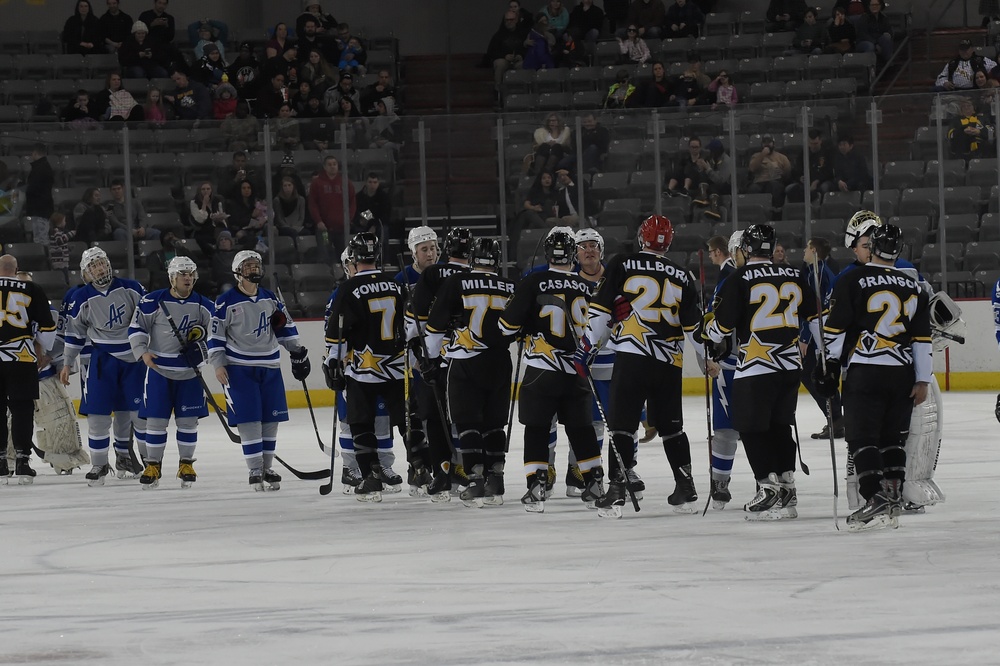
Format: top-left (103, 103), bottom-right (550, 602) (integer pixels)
top-left (809, 260), bottom-right (840, 530)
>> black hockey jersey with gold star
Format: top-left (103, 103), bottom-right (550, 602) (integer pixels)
top-left (425, 270), bottom-right (515, 361)
top-left (0, 277), bottom-right (55, 363)
top-left (404, 261), bottom-right (469, 338)
top-left (706, 260), bottom-right (816, 379)
top-left (498, 268), bottom-right (592, 374)
top-left (326, 269), bottom-right (407, 383)
top-left (823, 264), bottom-right (933, 381)
top-left (586, 251), bottom-right (701, 365)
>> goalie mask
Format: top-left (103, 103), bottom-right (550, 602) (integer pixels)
top-left (168, 256), bottom-right (199, 290)
top-left (232, 250), bottom-right (263, 284)
top-left (80, 247), bottom-right (113, 289)
top-left (845, 210), bottom-right (882, 248)
top-left (575, 228), bottom-right (605, 259)
top-left (929, 291), bottom-right (966, 352)
top-left (544, 226), bottom-right (577, 266)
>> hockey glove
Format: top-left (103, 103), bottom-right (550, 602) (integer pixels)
top-left (421, 357), bottom-right (446, 385)
top-left (995, 393), bottom-right (1000, 424)
top-left (707, 337), bottom-right (731, 363)
top-left (612, 295), bottom-right (632, 323)
top-left (812, 359), bottom-right (841, 399)
top-left (406, 337), bottom-right (427, 366)
top-left (323, 360), bottom-right (346, 391)
top-left (269, 309), bottom-right (288, 332)
top-left (573, 337), bottom-right (596, 378)
top-left (695, 312), bottom-right (715, 343)
top-left (181, 341), bottom-right (208, 368)
top-left (290, 347), bottom-right (311, 381)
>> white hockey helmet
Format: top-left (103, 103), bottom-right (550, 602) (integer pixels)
top-left (407, 225), bottom-right (438, 256)
top-left (232, 249), bottom-right (263, 283)
top-left (168, 255), bottom-right (199, 288)
top-left (727, 229), bottom-right (744, 256)
top-left (574, 228), bottom-right (605, 259)
top-left (80, 246), bottom-right (112, 289)
top-left (845, 210), bottom-right (883, 248)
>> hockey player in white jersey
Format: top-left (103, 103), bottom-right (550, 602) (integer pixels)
top-left (59, 247), bottom-right (148, 486)
top-left (128, 257), bottom-right (214, 489)
top-left (209, 250), bottom-right (310, 491)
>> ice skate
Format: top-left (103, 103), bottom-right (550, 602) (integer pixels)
top-left (744, 473), bottom-right (788, 521)
top-left (15, 456), bottom-right (36, 485)
top-left (177, 459), bottom-right (197, 489)
top-left (0, 458), bottom-right (10, 485)
top-left (883, 478), bottom-right (903, 519)
top-left (460, 475), bottom-right (486, 508)
top-left (520, 470), bottom-right (547, 513)
top-left (115, 450), bottom-right (142, 479)
top-left (86, 463), bottom-right (112, 487)
top-left (450, 463), bottom-right (469, 495)
top-left (354, 474), bottom-right (383, 503)
top-left (710, 477), bottom-right (732, 510)
top-left (140, 461), bottom-right (162, 489)
top-left (846, 492), bottom-right (896, 531)
top-left (342, 466), bottom-right (363, 495)
top-left (579, 467), bottom-right (605, 510)
top-left (775, 471), bottom-right (798, 519)
top-left (408, 464), bottom-right (431, 497)
top-left (262, 469), bottom-right (281, 491)
top-left (565, 464), bottom-right (585, 498)
top-left (544, 463), bottom-right (556, 499)
top-left (595, 472), bottom-right (626, 519)
top-left (483, 467), bottom-right (505, 506)
top-left (626, 466), bottom-right (645, 501)
top-left (249, 468), bottom-right (265, 492)
top-left (811, 418), bottom-right (845, 440)
top-left (377, 466), bottom-right (403, 493)
top-left (667, 465), bottom-right (698, 514)
top-left (427, 473), bottom-right (452, 503)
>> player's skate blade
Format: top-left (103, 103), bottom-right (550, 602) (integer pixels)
top-left (86, 464), bottom-right (112, 487)
top-left (355, 475), bottom-right (383, 502)
top-left (378, 466), bottom-right (403, 494)
top-left (427, 475), bottom-right (451, 503)
top-left (177, 459), bottom-right (197, 489)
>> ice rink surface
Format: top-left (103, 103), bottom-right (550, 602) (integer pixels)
top-left (2, 392), bottom-right (998, 666)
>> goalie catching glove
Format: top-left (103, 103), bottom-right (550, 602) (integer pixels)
top-left (812, 358), bottom-right (841, 399)
top-left (290, 347), bottom-right (311, 381)
top-left (995, 393), bottom-right (1000, 425)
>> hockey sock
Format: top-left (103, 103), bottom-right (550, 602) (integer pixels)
top-left (711, 428), bottom-right (739, 480)
top-left (424, 411), bottom-right (451, 473)
top-left (565, 424), bottom-right (600, 469)
top-left (523, 425), bottom-right (550, 480)
top-left (880, 437), bottom-right (906, 484)
top-left (456, 426), bottom-right (484, 475)
top-left (593, 419), bottom-right (605, 450)
top-left (609, 431), bottom-right (635, 475)
top-left (661, 430), bottom-right (692, 482)
top-left (9, 400), bottom-right (33, 457)
top-left (353, 428), bottom-right (379, 475)
top-left (342, 448), bottom-right (360, 472)
top-left (237, 422), bottom-right (264, 470)
top-left (849, 443), bottom-right (884, 499)
top-left (144, 417), bottom-right (169, 463)
top-left (770, 423), bottom-right (796, 475)
top-left (740, 430), bottom-right (773, 480)
top-left (261, 422), bottom-right (278, 470)
top-left (175, 416), bottom-right (199, 461)
top-left (88, 414), bottom-right (113, 467)
top-left (131, 413), bottom-right (147, 461)
top-left (377, 448), bottom-right (396, 468)
top-left (112, 411), bottom-right (132, 444)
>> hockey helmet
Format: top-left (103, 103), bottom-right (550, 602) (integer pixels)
top-left (232, 249), bottom-right (263, 283)
top-left (574, 228), bottom-right (605, 259)
top-left (167, 256), bottom-right (199, 288)
top-left (544, 226), bottom-right (577, 265)
top-left (443, 227), bottom-right (474, 260)
top-left (471, 237), bottom-right (501, 269)
top-left (349, 231), bottom-right (380, 264)
top-left (340, 246), bottom-right (354, 266)
top-left (845, 210), bottom-right (883, 248)
top-left (741, 224), bottom-right (775, 258)
top-left (407, 225), bottom-right (438, 256)
top-left (638, 215), bottom-right (674, 252)
top-left (80, 247), bottom-right (113, 289)
top-left (727, 229), bottom-right (745, 257)
top-left (869, 223), bottom-right (904, 261)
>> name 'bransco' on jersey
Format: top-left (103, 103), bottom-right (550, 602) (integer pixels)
top-left (621, 257), bottom-right (691, 284)
top-left (856, 272), bottom-right (917, 290)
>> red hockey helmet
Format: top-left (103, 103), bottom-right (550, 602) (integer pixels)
top-left (638, 215), bottom-right (674, 252)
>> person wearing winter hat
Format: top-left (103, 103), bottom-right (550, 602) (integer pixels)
top-left (227, 42), bottom-right (261, 97)
top-left (189, 19), bottom-right (228, 60)
top-left (213, 80), bottom-right (239, 120)
top-left (296, 1), bottom-right (338, 37)
top-left (118, 20), bottom-right (169, 79)
top-left (192, 42), bottom-right (229, 90)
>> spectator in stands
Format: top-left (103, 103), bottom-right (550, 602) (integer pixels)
top-left (831, 134), bottom-right (872, 192)
top-left (189, 20), bottom-right (228, 61)
top-left (934, 39), bottom-right (997, 91)
top-left (324, 72), bottom-right (360, 114)
top-left (296, 17), bottom-right (325, 64)
top-left (273, 103), bottom-right (302, 153)
top-left (665, 136), bottom-right (704, 197)
top-left (772, 242), bottom-right (788, 265)
top-left (266, 22), bottom-right (293, 60)
top-left (530, 113), bottom-right (573, 174)
top-left (274, 176), bottom-right (307, 236)
top-left (824, 6), bottom-right (856, 54)
top-left (568, 0), bottom-right (605, 43)
top-left (332, 97), bottom-right (367, 148)
top-left (106, 178), bottom-right (159, 242)
top-left (555, 30), bottom-right (589, 67)
top-left (147, 231), bottom-right (188, 290)
top-left (291, 80), bottom-right (312, 114)
top-left (670, 51), bottom-right (709, 107)
top-left (696, 138), bottom-right (732, 196)
top-left (228, 42), bottom-right (262, 99)
top-left (485, 10), bottom-right (530, 91)
top-left (624, 0), bottom-right (666, 39)
top-left (192, 43), bottom-right (228, 90)
top-left (765, 0), bottom-right (807, 32)
top-left (75, 188), bottom-right (126, 244)
top-left (138, 0), bottom-right (175, 44)
top-left (512, 170), bottom-right (558, 254)
top-left (297, 2), bottom-right (338, 37)
top-left (119, 20), bottom-right (169, 79)
top-left (834, 0), bottom-right (866, 23)
top-left (785, 128), bottom-right (834, 203)
top-left (301, 48), bottom-right (339, 94)
top-left (542, 0), bottom-right (571, 39)
top-left (569, 112), bottom-right (610, 174)
top-left (48, 213), bottom-right (75, 280)
top-left (508, 0), bottom-right (534, 30)
top-left (641, 61), bottom-right (672, 107)
top-left (301, 104), bottom-right (337, 149)
top-left (604, 0), bottom-right (630, 34)
top-left (789, 7), bottom-right (825, 55)
top-left (747, 135), bottom-right (792, 215)
top-left (272, 155), bottom-right (306, 198)
top-left (218, 152), bottom-right (261, 201)
top-left (353, 173), bottom-right (391, 245)
top-left (334, 23), bottom-right (366, 76)
top-left (856, 0), bottom-right (893, 65)
top-left (227, 181), bottom-right (268, 250)
top-left (188, 182), bottom-right (228, 252)
top-left (552, 167), bottom-right (595, 226)
top-left (213, 80), bottom-right (238, 120)
top-left (60, 90), bottom-right (100, 125)
top-left (949, 97), bottom-right (996, 160)
top-left (211, 230), bottom-right (237, 292)
top-left (256, 72), bottom-right (291, 119)
top-left (92, 72), bottom-right (142, 121)
top-left (603, 68), bottom-right (638, 108)
top-left (308, 155), bottom-right (356, 258)
top-left (664, 0), bottom-right (703, 38)
top-left (523, 14), bottom-right (556, 71)
top-left (707, 69), bottom-right (738, 109)
top-left (263, 43), bottom-right (300, 84)
top-left (618, 24), bottom-right (651, 64)
top-left (25, 144), bottom-right (54, 248)
top-left (62, 0), bottom-right (103, 55)
top-left (141, 86), bottom-right (172, 125)
top-left (166, 68), bottom-right (212, 121)
top-left (368, 97), bottom-right (400, 153)
top-left (360, 69), bottom-right (396, 116)
top-left (100, 0), bottom-right (133, 53)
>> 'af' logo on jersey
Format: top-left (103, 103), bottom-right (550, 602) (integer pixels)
top-left (107, 303), bottom-right (127, 328)
top-left (254, 312), bottom-right (269, 337)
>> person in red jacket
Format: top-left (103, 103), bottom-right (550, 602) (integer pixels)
top-left (308, 155), bottom-right (356, 259)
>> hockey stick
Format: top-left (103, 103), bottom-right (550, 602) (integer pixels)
top-left (810, 260), bottom-right (840, 530)
top-left (274, 454), bottom-right (331, 480)
top-left (698, 250), bottom-right (715, 517)
top-left (505, 338), bottom-right (524, 453)
top-left (319, 315), bottom-right (344, 496)
top-left (272, 273), bottom-right (329, 455)
top-left (791, 418), bottom-right (810, 475)
top-left (536, 293), bottom-right (640, 513)
top-left (157, 300), bottom-right (240, 444)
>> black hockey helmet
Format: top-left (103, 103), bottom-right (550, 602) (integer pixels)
top-left (349, 231), bottom-right (380, 264)
top-left (444, 227), bottom-right (474, 260)
top-left (869, 223), bottom-right (904, 261)
top-left (741, 224), bottom-right (775, 258)
top-left (544, 227), bottom-right (577, 265)
top-left (471, 237), bottom-right (501, 269)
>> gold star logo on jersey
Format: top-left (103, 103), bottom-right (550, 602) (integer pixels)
top-left (354, 346), bottom-right (390, 376)
top-left (453, 327), bottom-right (486, 352)
top-left (616, 312), bottom-right (655, 348)
top-left (528, 335), bottom-right (560, 363)
top-left (14, 344), bottom-right (34, 363)
top-left (873, 336), bottom-right (898, 351)
top-left (741, 334), bottom-right (781, 366)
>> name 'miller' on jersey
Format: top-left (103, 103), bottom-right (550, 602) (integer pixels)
top-left (128, 288), bottom-right (214, 380)
top-left (63, 277), bottom-right (145, 365)
top-left (0, 277), bottom-right (55, 364)
top-left (425, 272), bottom-right (515, 361)
top-left (208, 287), bottom-right (299, 369)
top-left (327, 270), bottom-right (407, 383)
top-left (498, 269), bottom-right (593, 374)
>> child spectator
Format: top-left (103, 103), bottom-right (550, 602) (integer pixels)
top-left (618, 24), bottom-right (651, 64)
top-left (142, 87), bottom-right (171, 126)
top-left (523, 14), bottom-right (556, 70)
top-left (213, 81), bottom-right (238, 120)
top-left (708, 70), bottom-right (738, 109)
top-left (338, 37), bottom-right (366, 74)
top-left (192, 43), bottom-right (229, 89)
top-left (48, 213), bottom-right (75, 281)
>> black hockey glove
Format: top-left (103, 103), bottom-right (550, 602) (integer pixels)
top-left (812, 359), bottom-right (841, 399)
top-left (994, 393), bottom-right (1000, 424)
top-left (406, 337), bottom-right (427, 365)
top-left (323, 360), bottom-right (345, 391)
top-left (421, 357), bottom-right (446, 385)
top-left (290, 347), bottom-right (310, 381)
top-left (181, 340), bottom-right (208, 368)
top-left (707, 337), bottom-right (731, 362)
top-left (270, 309), bottom-right (287, 332)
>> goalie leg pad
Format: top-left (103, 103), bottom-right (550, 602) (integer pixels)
top-left (34, 377), bottom-right (90, 472)
top-left (904, 376), bottom-right (945, 506)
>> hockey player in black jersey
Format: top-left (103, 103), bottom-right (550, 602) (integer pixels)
top-left (815, 223), bottom-right (932, 531)
top-left (498, 229), bottom-right (605, 513)
top-left (425, 238), bottom-right (515, 507)
top-left (703, 224), bottom-right (816, 521)
top-left (404, 226), bottom-right (473, 499)
top-left (582, 215), bottom-right (704, 517)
